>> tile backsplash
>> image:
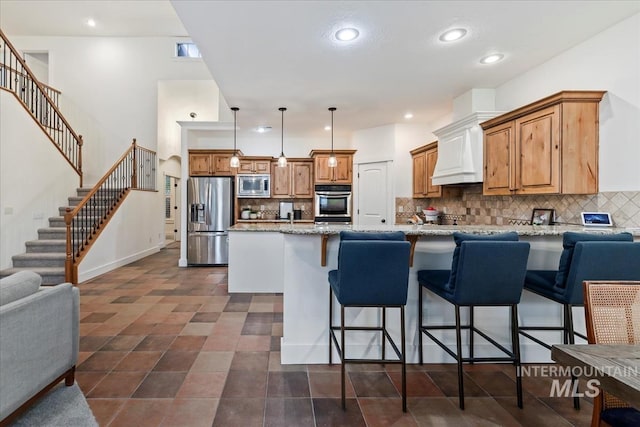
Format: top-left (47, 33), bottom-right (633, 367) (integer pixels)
top-left (396, 184), bottom-right (640, 228)
top-left (237, 198), bottom-right (314, 221)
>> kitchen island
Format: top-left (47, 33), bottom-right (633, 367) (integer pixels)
top-left (228, 223), bottom-right (639, 364)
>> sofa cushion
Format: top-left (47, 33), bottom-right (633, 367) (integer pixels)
top-left (0, 271), bottom-right (42, 306)
top-left (449, 232), bottom-right (519, 290)
top-left (554, 232), bottom-right (633, 289)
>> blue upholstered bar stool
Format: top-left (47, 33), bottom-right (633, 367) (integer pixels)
top-left (328, 231), bottom-right (411, 412)
top-left (520, 232), bottom-right (640, 409)
top-left (417, 232), bottom-right (530, 410)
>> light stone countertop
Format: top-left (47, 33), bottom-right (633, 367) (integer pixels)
top-left (229, 222), bottom-right (640, 237)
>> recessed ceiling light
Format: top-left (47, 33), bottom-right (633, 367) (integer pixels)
top-left (480, 53), bottom-right (504, 64)
top-left (404, 113), bottom-right (413, 120)
top-left (254, 126), bottom-right (272, 133)
top-left (86, 19), bottom-right (96, 28)
top-left (335, 28), bottom-right (359, 41)
top-left (324, 125), bottom-right (332, 131)
top-left (438, 28), bottom-right (467, 42)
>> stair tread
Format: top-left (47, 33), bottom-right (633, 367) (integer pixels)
top-left (13, 252), bottom-right (66, 259)
top-left (1, 267), bottom-right (65, 274)
top-left (26, 239), bottom-right (66, 244)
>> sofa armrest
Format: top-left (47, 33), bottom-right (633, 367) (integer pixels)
top-left (0, 283), bottom-right (79, 419)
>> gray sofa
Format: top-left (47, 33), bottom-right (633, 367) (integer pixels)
top-left (0, 271), bottom-right (79, 425)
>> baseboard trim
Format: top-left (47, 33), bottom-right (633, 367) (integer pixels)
top-left (77, 247), bottom-right (160, 283)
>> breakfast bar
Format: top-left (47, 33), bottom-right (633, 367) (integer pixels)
top-left (228, 223), bottom-right (639, 365)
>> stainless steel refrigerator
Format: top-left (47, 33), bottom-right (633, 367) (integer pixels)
top-left (187, 177), bottom-right (233, 265)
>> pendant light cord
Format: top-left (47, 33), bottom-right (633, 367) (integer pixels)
top-left (279, 107), bottom-right (287, 157)
top-left (231, 107), bottom-right (239, 154)
top-left (329, 107), bottom-right (337, 157)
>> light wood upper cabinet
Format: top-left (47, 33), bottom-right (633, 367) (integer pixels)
top-left (412, 153), bottom-right (426, 197)
top-left (188, 150), bottom-right (242, 176)
top-left (271, 160), bottom-right (313, 198)
top-left (481, 90), bottom-right (605, 195)
top-left (309, 150), bottom-right (356, 184)
top-left (239, 158), bottom-right (271, 174)
top-left (411, 142), bottom-right (442, 198)
top-left (189, 153), bottom-right (213, 176)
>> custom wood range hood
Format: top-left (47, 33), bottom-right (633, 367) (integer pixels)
top-left (431, 111), bottom-right (502, 186)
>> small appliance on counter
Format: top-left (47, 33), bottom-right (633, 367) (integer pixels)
top-left (423, 207), bottom-right (439, 224)
top-left (279, 201), bottom-right (294, 220)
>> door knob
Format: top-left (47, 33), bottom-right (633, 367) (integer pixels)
top-left (381, 219), bottom-right (386, 223)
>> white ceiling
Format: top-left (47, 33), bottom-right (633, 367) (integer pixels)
top-left (2, 1), bottom-right (639, 138)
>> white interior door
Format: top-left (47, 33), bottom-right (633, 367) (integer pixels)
top-left (357, 161), bottom-right (389, 226)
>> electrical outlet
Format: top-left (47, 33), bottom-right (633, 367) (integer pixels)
top-left (398, 206), bottom-right (404, 213)
top-left (4, 207), bottom-right (13, 215)
top-left (260, 205), bottom-right (265, 211)
top-left (416, 206), bottom-right (422, 212)
top-left (33, 212), bottom-right (44, 220)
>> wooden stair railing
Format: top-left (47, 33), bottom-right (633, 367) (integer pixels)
top-left (64, 139), bottom-right (157, 283)
top-left (0, 28), bottom-right (83, 186)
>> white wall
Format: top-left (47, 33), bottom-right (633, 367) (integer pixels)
top-left (0, 91), bottom-right (78, 269)
top-left (190, 133), bottom-right (350, 158)
top-left (9, 35), bottom-right (213, 184)
top-left (158, 80), bottom-right (220, 161)
top-left (79, 190), bottom-right (163, 282)
top-left (494, 13), bottom-right (640, 191)
top-left (4, 34), bottom-right (211, 280)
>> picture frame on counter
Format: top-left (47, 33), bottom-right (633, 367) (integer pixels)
top-left (531, 208), bottom-right (555, 226)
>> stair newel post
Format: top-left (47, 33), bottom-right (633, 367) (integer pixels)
top-left (131, 139), bottom-right (138, 190)
top-left (64, 207), bottom-right (74, 283)
top-left (78, 135), bottom-right (83, 188)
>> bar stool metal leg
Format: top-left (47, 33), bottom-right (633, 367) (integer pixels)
top-left (511, 304), bottom-right (523, 408)
top-left (469, 306), bottom-right (474, 364)
top-left (341, 305), bottom-right (346, 410)
top-left (329, 287), bottom-right (333, 365)
top-left (418, 285), bottom-right (423, 365)
top-left (565, 304), bottom-right (580, 410)
top-left (454, 305), bottom-right (465, 410)
top-left (401, 305), bottom-right (407, 412)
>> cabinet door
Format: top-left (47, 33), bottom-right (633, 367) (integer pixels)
top-left (425, 148), bottom-right (442, 197)
top-left (334, 155), bottom-right (352, 183)
top-left (314, 155), bottom-right (333, 182)
top-left (254, 160), bottom-right (271, 174)
top-left (412, 153), bottom-right (426, 197)
top-left (292, 162), bottom-right (313, 197)
top-left (271, 163), bottom-right (291, 197)
top-left (213, 155), bottom-right (233, 175)
top-left (516, 105), bottom-right (560, 194)
top-left (483, 122), bottom-right (514, 196)
top-left (189, 153), bottom-right (212, 176)
top-left (238, 161), bottom-right (254, 173)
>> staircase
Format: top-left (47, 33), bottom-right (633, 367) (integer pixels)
top-left (0, 188), bottom-right (93, 285)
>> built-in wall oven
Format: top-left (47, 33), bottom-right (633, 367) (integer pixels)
top-left (314, 184), bottom-right (351, 223)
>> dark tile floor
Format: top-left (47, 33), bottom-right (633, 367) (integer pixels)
top-left (74, 245), bottom-right (594, 426)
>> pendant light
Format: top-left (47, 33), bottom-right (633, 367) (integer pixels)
top-left (328, 107), bottom-right (337, 167)
top-left (229, 107), bottom-right (240, 168)
top-left (277, 107), bottom-right (287, 167)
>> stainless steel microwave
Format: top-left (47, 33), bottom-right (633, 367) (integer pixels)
top-left (236, 174), bottom-right (270, 198)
